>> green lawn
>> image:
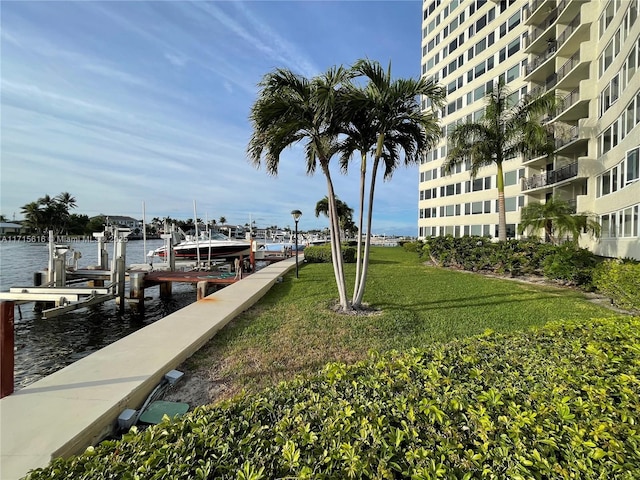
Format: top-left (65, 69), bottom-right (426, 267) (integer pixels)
top-left (185, 247), bottom-right (615, 400)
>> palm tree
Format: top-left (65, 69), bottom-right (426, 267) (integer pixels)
top-left (518, 196), bottom-right (600, 245)
top-left (55, 192), bottom-right (76, 209)
top-left (443, 81), bottom-right (557, 242)
top-left (21, 201), bottom-right (44, 233)
top-left (55, 192), bottom-right (76, 234)
top-left (248, 66), bottom-right (353, 310)
top-left (314, 196), bottom-right (354, 241)
top-left (339, 59), bottom-right (445, 307)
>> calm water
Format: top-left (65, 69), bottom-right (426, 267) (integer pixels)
top-left (0, 239), bottom-right (197, 390)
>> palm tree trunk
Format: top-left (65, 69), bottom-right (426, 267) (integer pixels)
top-left (352, 151), bottom-right (367, 303)
top-left (496, 161), bottom-right (507, 242)
top-left (322, 167), bottom-right (350, 310)
top-left (353, 133), bottom-right (385, 307)
top-left (353, 155), bottom-right (379, 306)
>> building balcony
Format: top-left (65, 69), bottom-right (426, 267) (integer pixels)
top-left (524, 8), bottom-right (559, 53)
top-left (554, 81), bottom-right (593, 122)
top-left (522, 162), bottom-right (578, 191)
top-left (525, 46), bottom-right (557, 82)
top-left (556, 0), bottom-right (585, 23)
top-left (554, 124), bottom-right (589, 157)
top-left (525, 0), bottom-right (557, 25)
top-left (555, 12), bottom-right (590, 57)
top-left (555, 46), bottom-right (592, 91)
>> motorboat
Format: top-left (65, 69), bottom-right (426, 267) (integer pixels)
top-left (154, 231), bottom-right (250, 260)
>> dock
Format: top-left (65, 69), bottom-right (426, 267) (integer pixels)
top-left (0, 255), bottom-right (301, 480)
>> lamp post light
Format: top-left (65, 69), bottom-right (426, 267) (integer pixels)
top-left (291, 209), bottom-right (302, 278)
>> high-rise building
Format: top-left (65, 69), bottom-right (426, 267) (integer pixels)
top-left (418, 0), bottom-right (639, 260)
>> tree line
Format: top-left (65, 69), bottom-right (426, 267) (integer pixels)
top-left (14, 194), bottom-right (328, 237)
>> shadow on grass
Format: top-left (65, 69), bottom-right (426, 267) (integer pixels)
top-left (374, 290), bottom-right (558, 311)
top-left (363, 258), bottom-right (403, 265)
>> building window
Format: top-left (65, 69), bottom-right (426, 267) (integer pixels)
top-left (627, 148), bottom-right (639, 184)
top-left (499, 22), bottom-right (507, 38)
top-left (507, 38), bottom-right (520, 57)
top-left (475, 38), bottom-right (486, 55)
top-left (507, 11), bottom-right (520, 30)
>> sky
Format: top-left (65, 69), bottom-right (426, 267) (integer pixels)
top-left (1, 0), bottom-right (424, 235)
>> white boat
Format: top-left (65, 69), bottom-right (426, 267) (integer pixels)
top-left (154, 232), bottom-right (250, 260)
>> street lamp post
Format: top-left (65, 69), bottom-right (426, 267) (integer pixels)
top-left (291, 209), bottom-right (302, 278)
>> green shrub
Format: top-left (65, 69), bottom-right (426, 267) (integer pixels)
top-left (541, 243), bottom-right (601, 287)
top-left (401, 240), bottom-right (424, 255)
top-left (421, 236), bottom-right (603, 288)
top-left (303, 245), bottom-right (356, 263)
top-left (593, 259), bottom-right (640, 311)
top-left (26, 316), bottom-right (640, 479)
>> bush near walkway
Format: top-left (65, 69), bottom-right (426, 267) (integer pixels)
top-left (422, 236), bottom-right (604, 288)
top-left (304, 244), bottom-right (357, 263)
top-left (593, 259), bottom-right (640, 312)
top-left (26, 316), bottom-right (640, 479)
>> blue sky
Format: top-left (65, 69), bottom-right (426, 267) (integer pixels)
top-left (1, 1), bottom-right (423, 235)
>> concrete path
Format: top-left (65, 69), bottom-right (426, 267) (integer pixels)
top-left (0, 256), bottom-right (300, 480)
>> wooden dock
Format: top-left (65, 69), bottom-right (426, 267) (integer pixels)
top-left (142, 270), bottom-right (245, 286)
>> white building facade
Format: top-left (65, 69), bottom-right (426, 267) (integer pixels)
top-left (418, 0), bottom-right (640, 260)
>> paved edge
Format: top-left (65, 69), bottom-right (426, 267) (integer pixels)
top-left (0, 256), bottom-right (300, 480)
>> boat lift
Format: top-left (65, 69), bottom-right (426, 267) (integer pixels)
top-left (0, 229), bottom-right (130, 319)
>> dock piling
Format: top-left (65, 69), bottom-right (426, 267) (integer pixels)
top-left (196, 281), bottom-right (209, 301)
top-left (129, 272), bottom-right (146, 312)
top-left (0, 301), bottom-right (15, 398)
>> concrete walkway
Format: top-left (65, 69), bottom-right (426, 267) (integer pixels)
top-left (0, 256), bottom-right (300, 480)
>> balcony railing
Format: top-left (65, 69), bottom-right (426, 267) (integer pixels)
top-left (526, 0), bottom-right (557, 21)
top-left (557, 51), bottom-right (580, 83)
top-left (530, 75), bottom-right (558, 99)
top-left (555, 125), bottom-right (579, 149)
top-left (522, 162), bottom-right (578, 190)
top-left (556, 88), bottom-right (580, 116)
top-left (556, 13), bottom-right (580, 50)
top-left (557, 0), bottom-right (571, 16)
top-left (525, 47), bottom-right (557, 75)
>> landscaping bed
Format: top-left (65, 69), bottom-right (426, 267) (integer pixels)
top-left (26, 316), bottom-right (640, 479)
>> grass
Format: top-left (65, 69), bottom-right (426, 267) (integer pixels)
top-left (183, 247), bottom-right (616, 401)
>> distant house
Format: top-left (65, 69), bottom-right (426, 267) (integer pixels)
top-left (92, 215), bottom-right (142, 230)
top-left (0, 222), bottom-right (26, 236)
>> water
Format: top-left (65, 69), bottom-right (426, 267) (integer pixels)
top-left (0, 239), bottom-right (198, 390)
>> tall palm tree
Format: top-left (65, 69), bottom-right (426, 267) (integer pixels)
top-left (314, 196), bottom-right (354, 241)
top-left (443, 81), bottom-right (557, 242)
top-left (518, 196), bottom-right (600, 245)
top-left (339, 59), bottom-right (445, 307)
top-left (21, 201), bottom-right (44, 233)
top-left (248, 66), bottom-right (353, 310)
top-left (55, 192), bottom-right (76, 234)
top-left (55, 192), bottom-right (76, 209)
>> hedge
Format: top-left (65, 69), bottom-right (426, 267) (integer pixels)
top-left (303, 244), bottom-right (357, 263)
top-left (422, 236), bottom-right (603, 288)
top-left (26, 316), bottom-right (640, 479)
top-left (592, 259), bottom-right (640, 312)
